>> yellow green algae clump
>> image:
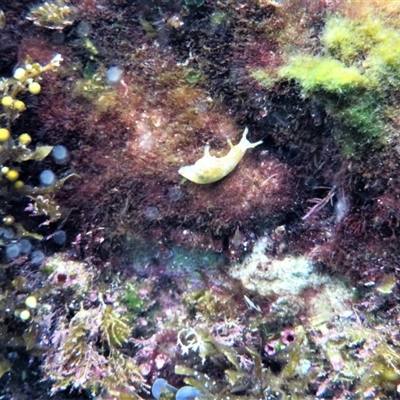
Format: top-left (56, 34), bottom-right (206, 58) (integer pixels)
top-left (280, 56), bottom-right (367, 93)
top-left (278, 12), bottom-right (400, 156)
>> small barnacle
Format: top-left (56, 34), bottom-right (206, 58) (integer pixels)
top-left (179, 127), bottom-right (262, 184)
top-left (27, 0), bottom-right (78, 30)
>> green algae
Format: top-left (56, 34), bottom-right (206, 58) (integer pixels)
top-left (122, 284), bottom-right (144, 312)
top-left (250, 69), bottom-right (277, 89)
top-left (276, 13), bottom-right (400, 156)
top-left (279, 56), bottom-right (367, 94)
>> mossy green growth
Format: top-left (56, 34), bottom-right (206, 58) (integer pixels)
top-left (184, 68), bottom-right (204, 84)
top-left (331, 93), bottom-right (385, 156)
top-left (122, 284), bottom-right (143, 312)
top-left (250, 69), bottom-right (278, 89)
top-left (40, 263), bottom-right (54, 276)
top-left (321, 17), bottom-right (383, 66)
top-left (210, 11), bottom-right (227, 27)
top-left (322, 16), bottom-right (400, 84)
top-left (279, 13), bottom-right (400, 155)
top-left (279, 56), bottom-right (367, 94)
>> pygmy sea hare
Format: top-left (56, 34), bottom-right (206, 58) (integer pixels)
top-left (178, 127), bottom-right (262, 184)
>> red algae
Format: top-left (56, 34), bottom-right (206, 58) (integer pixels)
top-left (31, 27), bottom-right (295, 252)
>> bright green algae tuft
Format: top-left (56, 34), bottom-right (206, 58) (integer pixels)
top-left (278, 14), bottom-right (400, 156)
top-left (279, 56), bottom-right (367, 93)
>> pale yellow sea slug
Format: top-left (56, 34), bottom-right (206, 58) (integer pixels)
top-left (179, 127), bottom-right (262, 184)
